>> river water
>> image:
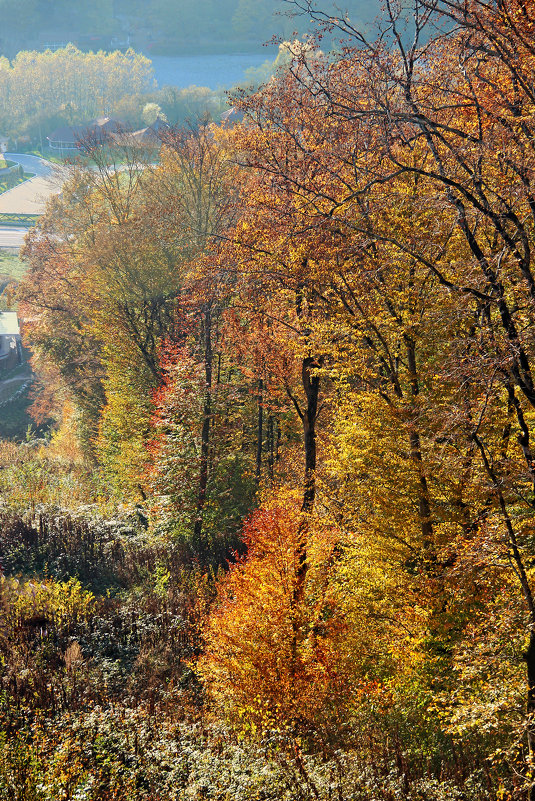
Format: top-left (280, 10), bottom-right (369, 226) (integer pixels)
top-left (150, 52), bottom-right (276, 91)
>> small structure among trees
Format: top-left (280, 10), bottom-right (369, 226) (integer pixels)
top-left (0, 311), bottom-right (23, 371)
top-left (47, 117), bottom-right (126, 151)
top-left (47, 116), bottom-right (171, 153)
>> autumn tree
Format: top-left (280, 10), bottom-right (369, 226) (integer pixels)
top-left (200, 491), bottom-right (351, 737)
top-left (20, 137), bottom-right (192, 485)
top-left (199, 3), bottom-right (535, 791)
top-left (0, 46), bottom-right (153, 140)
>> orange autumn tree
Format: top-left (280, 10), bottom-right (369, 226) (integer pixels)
top-left (199, 490), bottom-right (351, 736)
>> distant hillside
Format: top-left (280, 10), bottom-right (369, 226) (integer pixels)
top-left (0, 0), bottom-right (380, 57)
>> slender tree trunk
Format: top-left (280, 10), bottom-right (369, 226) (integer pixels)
top-left (507, 383), bottom-right (535, 497)
top-left (408, 430), bottom-right (433, 542)
top-left (256, 378), bottom-right (264, 485)
top-left (300, 359), bottom-right (319, 512)
top-left (526, 631), bottom-right (535, 801)
top-left (288, 355), bottom-right (321, 689)
top-left (405, 335), bottom-right (433, 542)
top-left (294, 357), bottom-right (320, 598)
top-left (194, 303), bottom-right (212, 555)
top-left (267, 415), bottom-right (274, 481)
top-left (288, 274), bottom-right (323, 683)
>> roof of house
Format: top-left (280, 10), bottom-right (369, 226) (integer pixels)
top-left (111, 117), bottom-right (171, 148)
top-left (47, 123), bottom-right (88, 143)
top-left (149, 117), bottom-right (170, 133)
top-left (136, 119), bottom-right (170, 145)
top-left (93, 117), bottom-right (125, 133)
top-left (0, 311), bottom-right (20, 337)
top-left (47, 117), bottom-right (127, 145)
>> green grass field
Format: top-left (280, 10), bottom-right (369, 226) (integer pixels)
top-left (0, 213), bottom-right (39, 228)
top-left (0, 251), bottom-right (27, 313)
top-left (0, 171), bottom-right (34, 194)
top-left (26, 148), bottom-right (65, 165)
top-left (0, 250), bottom-right (27, 281)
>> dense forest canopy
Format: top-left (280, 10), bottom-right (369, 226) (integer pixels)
top-left (0, 48), bottom-right (154, 140)
top-left (3, 0), bottom-right (535, 800)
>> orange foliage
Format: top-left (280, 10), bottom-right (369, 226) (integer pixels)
top-left (199, 491), bottom-right (350, 734)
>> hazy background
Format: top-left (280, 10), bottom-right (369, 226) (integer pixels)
top-left (0, 0), bottom-right (380, 149)
top-left (0, 0), bottom-right (378, 58)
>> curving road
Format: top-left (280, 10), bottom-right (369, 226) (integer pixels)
top-left (3, 153), bottom-right (56, 177)
top-left (0, 154), bottom-right (70, 247)
top-left (0, 153), bottom-right (68, 214)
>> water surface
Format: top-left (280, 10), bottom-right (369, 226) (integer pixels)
top-left (150, 52), bottom-right (275, 90)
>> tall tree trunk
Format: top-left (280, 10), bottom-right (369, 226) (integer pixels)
top-left (405, 334), bottom-right (433, 543)
top-left (288, 273), bottom-right (323, 682)
top-left (194, 303), bottom-right (212, 556)
top-left (267, 415), bottom-right (274, 481)
top-left (291, 356), bottom-right (321, 676)
top-left (293, 356), bottom-right (321, 603)
top-left (256, 378), bottom-right (264, 485)
top-left (526, 631), bottom-right (535, 801)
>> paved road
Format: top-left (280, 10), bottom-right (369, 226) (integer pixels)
top-left (0, 153), bottom-right (68, 216)
top-left (4, 153), bottom-right (55, 177)
top-left (0, 227), bottom-right (28, 248)
top-left (0, 153), bottom-right (130, 249)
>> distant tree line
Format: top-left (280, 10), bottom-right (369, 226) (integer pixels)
top-left (0, 0), bottom-right (378, 56)
top-left (0, 46), bottom-right (229, 146)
